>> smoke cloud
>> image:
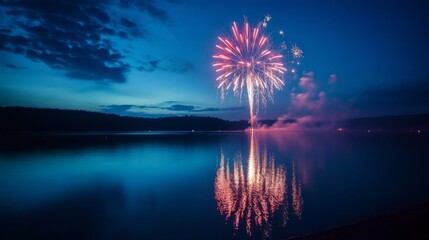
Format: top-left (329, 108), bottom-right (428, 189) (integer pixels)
top-left (258, 72), bottom-right (348, 131)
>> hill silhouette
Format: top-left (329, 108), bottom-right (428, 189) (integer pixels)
top-left (0, 107), bottom-right (248, 132)
top-left (1, 107), bottom-right (428, 132)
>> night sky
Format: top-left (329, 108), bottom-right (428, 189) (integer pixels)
top-left (1, 0), bottom-right (428, 120)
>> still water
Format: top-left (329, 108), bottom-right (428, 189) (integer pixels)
top-left (0, 131), bottom-right (428, 239)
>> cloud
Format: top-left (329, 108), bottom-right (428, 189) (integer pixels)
top-left (119, 0), bottom-right (177, 24)
top-left (120, 17), bottom-right (137, 28)
top-left (267, 115), bottom-right (319, 131)
top-left (259, 72), bottom-right (348, 130)
top-left (0, 0), bottom-right (130, 82)
top-left (119, 17), bottom-right (145, 38)
top-left (193, 106), bottom-right (246, 112)
top-left (163, 59), bottom-right (194, 73)
top-left (5, 63), bottom-right (26, 69)
top-left (166, 0), bottom-right (180, 5)
top-left (137, 56), bottom-right (194, 74)
top-left (136, 55), bottom-right (160, 72)
top-left (166, 104), bottom-right (195, 111)
top-left (0, 0), bottom-right (176, 83)
top-left (99, 104), bottom-right (135, 113)
top-left (99, 102), bottom-right (247, 117)
top-left (290, 72), bottom-right (326, 113)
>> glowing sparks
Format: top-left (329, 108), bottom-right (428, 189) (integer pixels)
top-left (291, 44), bottom-right (303, 59)
top-left (279, 30), bottom-right (284, 36)
top-left (213, 18), bottom-right (286, 126)
top-left (262, 15), bottom-right (271, 27)
top-left (280, 41), bottom-right (287, 50)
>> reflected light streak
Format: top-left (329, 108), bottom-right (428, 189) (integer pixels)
top-left (292, 162), bottom-right (303, 218)
top-left (215, 132), bottom-right (303, 237)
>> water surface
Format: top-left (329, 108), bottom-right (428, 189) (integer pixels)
top-left (0, 131), bottom-right (428, 239)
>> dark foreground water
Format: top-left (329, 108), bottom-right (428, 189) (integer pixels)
top-left (0, 131), bottom-right (428, 239)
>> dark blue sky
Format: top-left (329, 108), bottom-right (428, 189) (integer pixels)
top-left (1, 0), bottom-right (428, 120)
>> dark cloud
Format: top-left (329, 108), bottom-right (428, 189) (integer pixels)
top-left (166, 0), bottom-right (180, 5)
top-left (193, 106), bottom-right (247, 112)
top-left (166, 104), bottom-right (195, 111)
top-left (99, 104), bottom-right (135, 113)
top-left (142, 3), bottom-right (169, 22)
top-left (0, 29), bottom-right (12, 34)
top-left (120, 17), bottom-right (137, 28)
top-left (88, 6), bottom-right (110, 23)
top-left (162, 104), bottom-right (245, 112)
top-left (137, 56), bottom-right (193, 74)
top-left (0, 0), bottom-right (174, 83)
top-left (100, 102), bottom-right (246, 117)
top-left (136, 55), bottom-right (160, 72)
top-left (0, 0), bottom-right (137, 82)
top-left (164, 104), bottom-right (195, 112)
top-left (135, 0), bottom-right (169, 23)
top-left (119, 0), bottom-right (176, 24)
top-left (119, 17), bottom-right (145, 37)
top-left (259, 72), bottom-right (348, 130)
top-left (5, 63), bottom-right (26, 69)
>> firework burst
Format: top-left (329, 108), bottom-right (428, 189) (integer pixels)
top-left (291, 44), bottom-right (303, 59)
top-left (213, 18), bottom-right (286, 126)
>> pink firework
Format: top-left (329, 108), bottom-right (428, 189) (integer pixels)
top-left (213, 19), bottom-right (286, 126)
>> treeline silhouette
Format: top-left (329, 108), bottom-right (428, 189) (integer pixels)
top-left (339, 114), bottom-right (429, 131)
top-left (1, 107), bottom-right (428, 132)
top-left (0, 107), bottom-right (249, 132)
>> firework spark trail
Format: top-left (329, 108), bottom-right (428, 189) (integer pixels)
top-left (213, 18), bottom-right (287, 127)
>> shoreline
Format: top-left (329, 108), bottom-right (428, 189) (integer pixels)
top-left (289, 203), bottom-right (429, 240)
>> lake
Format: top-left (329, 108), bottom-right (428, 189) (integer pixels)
top-left (0, 131), bottom-right (428, 239)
